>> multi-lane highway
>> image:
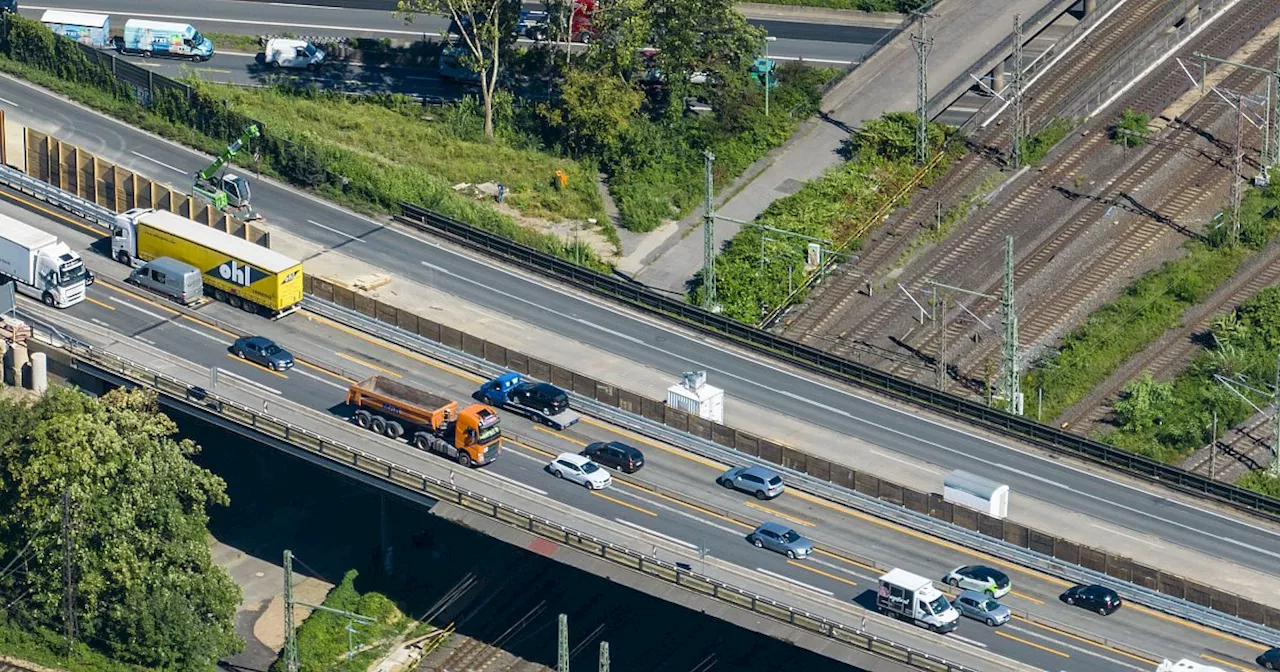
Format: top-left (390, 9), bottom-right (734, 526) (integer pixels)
top-left (3, 78), bottom-right (1277, 584)
top-left (18, 0), bottom-right (885, 66)
top-left (3, 189), bottom-right (1272, 672)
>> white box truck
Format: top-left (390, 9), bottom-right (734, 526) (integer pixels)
top-left (1156, 660), bottom-right (1227, 672)
top-left (0, 212), bottom-right (90, 308)
top-left (876, 568), bottom-right (960, 633)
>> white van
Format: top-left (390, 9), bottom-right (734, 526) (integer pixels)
top-left (263, 38), bottom-right (325, 70)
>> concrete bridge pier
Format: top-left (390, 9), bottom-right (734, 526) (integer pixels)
top-left (1084, 0), bottom-right (1096, 15)
top-left (991, 59), bottom-right (1007, 93)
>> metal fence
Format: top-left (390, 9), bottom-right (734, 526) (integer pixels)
top-left (57, 341), bottom-right (980, 672)
top-left (394, 204), bottom-right (1280, 521)
top-left (301, 292), bottom-right (1280, 641)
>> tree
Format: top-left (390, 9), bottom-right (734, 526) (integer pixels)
top-left (0, 387), bottom-right (241, 670)
top-left (1112, 373), bottom-right (1174, 433)
top-left (540, 69), bottom-right (644, 156)
top-left (397, 0), bottom-right (517, 139)
top-left (646, 0), bottom-right (762, 113)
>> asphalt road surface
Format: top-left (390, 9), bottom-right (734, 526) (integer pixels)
top-left (4, 190), bottom-right (1269, 672)
top-left (20, 0), bottom-right (887, 65)
top-left (2, 82), bottom-right (1277, 584)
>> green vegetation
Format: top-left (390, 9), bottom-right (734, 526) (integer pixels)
top-left (0, 387), bottom-right (241, 670)
top-left (1027, 180), bottom-right (1280, 428)
top-left (1111, 107), bottom-right (1151, 148)
top-left (744, 0), bottom-right (928, 11)
top-left (690, 112), bottom-right (961, 322)
top-left (1239, 470), bottom-right (1280, 497)
top-left (1018, 117), bottom-right (1073, 166)
top-left (202, 31), bottom-right (263, 54)
top-left (270, 570), bottom-right (432, 672)
top-left (894, 171), bottom-right (1004, 268)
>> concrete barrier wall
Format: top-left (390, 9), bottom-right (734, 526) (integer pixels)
top-left (304, 273), bottom-right (1280, 630)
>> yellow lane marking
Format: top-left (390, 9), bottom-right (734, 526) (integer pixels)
top-left (814, 548), bottom-right (879, 573)
top-left (579, 417), bottom-right (725, 470)
top-left (336, 351), bottom-right (402, 377)
top-left (1013, 617), bottom-right (1158, 665)
top-left (505, 439), bottom-right (556, 458)
top-left (86, 297), bottom-right (116, 310)
top-left (0, 190), bottom-right (103, 236)
top-left (226, 352), bottom-right (288, 379)
top-left (592, 491), bottom-right (657, 517)
top-left (1201, 653), bottom-right (1256, 672)
top-left (1127, 603), bottom-right (1267, 652)
top-left (534, 425), bottom-right (587, 446)
top-left (996, 631), bottom-right (1070, 658)
top-left (302, 310), bottom-right (486, 384)
top-left (744, 501), bottom-right (815, 527)
top-left (1010, 591), bottom-right (1043, 605)
top-left (297, 359), bottom-right (356, 383)
top-left (787, 559), bottom-right (861, 588)
top-left (613, 480), bottom-right (755, 530)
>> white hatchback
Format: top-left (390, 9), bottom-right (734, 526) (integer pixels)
top-left (548, 452), bottom-right (612, 490)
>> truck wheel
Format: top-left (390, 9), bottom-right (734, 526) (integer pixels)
top-left (240, 300), bottom-right (258, 314)
top-left (384, 421), bottom-right (403, 439)
top-left (370, 416), bottom-right (387, 434)
top-left (116, 250), bottom-right (131, 265)
top-left (413, 433), bottom-right (431, 451)
top-left (229, 295), bottom-right (243, 309)
top-left (41, 292), bottom-right (54, 306)
top-left (456, 452), bottom-right (472, 468)
top-left (354, 410), bottom-right (372, 428)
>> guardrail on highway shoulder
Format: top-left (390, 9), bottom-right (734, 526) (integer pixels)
top-left (301, 293), bottom-right (1280, 643)
top-left (391, 203), bottom-right (1280, 523)
top-left (55, 339), bottom-right (980, 672)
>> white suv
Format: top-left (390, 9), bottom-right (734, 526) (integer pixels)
top-left (548, 452), bottom-right (612, 490)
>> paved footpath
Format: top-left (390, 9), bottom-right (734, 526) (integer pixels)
top-left (633, 0), bottom-right (1058, 292)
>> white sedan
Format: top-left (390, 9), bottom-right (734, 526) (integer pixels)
top-left (548, 452), bottom-right (612, 490)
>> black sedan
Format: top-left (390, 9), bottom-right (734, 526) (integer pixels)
top-left (1061, 584), bottom-right (1122, 615)
top-left (231, 335), bottom-right (294, 371)
top-left (511, 382), bottom-right (569, 415)
top-left (581, 441), bottom-right (644, 473)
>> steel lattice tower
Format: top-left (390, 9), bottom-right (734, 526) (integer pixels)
top-left (911, 12), bottom-right (934, 164)
top-left (598, 642), bottom-right (610, 672)
top-left (1231, 99), bottom-right (1245, 244)
top-left (1001, 236), bottom-right (1021, 413)
top-left (558, 614), bottom-right (570, 672)
top-left (1010, 15), bottom-right (1027, 169)
top-left (283, 550), bottom-right (299, 672)
top-left (701, 151), bottom-right (718, 311)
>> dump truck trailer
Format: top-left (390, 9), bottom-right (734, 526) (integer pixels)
top-left (346, 375), bottom-right (502, 467)
top-left (112, 208), bottom-right (302, 317)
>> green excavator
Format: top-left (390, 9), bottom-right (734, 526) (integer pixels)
top-left (193, 123), bottom-right (263, 221)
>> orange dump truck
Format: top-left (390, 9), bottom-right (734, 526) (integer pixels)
top-left (346, 375), bottom-right (502, 467)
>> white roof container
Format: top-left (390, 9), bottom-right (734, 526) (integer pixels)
top-left (878, 568), bottom-right (933, 592)
top-left (40, 10), bottom-right (110, 28)
top-left (666, 370), bottom-right (724, 424)
top-left (0, 212), bottom-right (58, 250)
top-left (944, 469), bottom-right (1010, 519)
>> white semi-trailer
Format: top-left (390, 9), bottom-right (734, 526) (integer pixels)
top-left (0, 213), bottom-right (90, 308)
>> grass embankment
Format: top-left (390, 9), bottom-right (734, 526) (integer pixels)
top-left (1026, 180), bottom-right (1280, 467)
top-left (690, 112), bottom-right (962, 321)
top-left (0, 620), bottom-right (147, 672)
top-left (608, 64), bottom-right (837, 233)
top-left (269, 570), bottom-right (437, 672)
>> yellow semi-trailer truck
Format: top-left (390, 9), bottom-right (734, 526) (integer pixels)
top-left (112, 208), bottom-right (302, 317)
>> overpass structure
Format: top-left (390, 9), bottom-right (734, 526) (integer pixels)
top-left (0, 186), bottom-right (1273, 672)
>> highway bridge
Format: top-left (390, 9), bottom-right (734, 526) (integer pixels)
top-left (2, 73), bottom-right (1277, 591)
top-left (0, 189), bottom-right (1273, 672)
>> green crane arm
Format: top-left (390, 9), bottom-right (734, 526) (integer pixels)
top-left (197, 124), bottom-right (261, 181)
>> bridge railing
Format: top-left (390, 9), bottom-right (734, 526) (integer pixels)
top-left (61, 342), bottom-right (982, 672)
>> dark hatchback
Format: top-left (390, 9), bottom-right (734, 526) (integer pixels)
top-left (1259, 648), bottom-right (1280, 670)
top-left (513, 382), bottom-right (569, 415)
top-left (581, 441), bottom-right (645, 473)
top-left (1062, 584), bottom-right (1122, 615)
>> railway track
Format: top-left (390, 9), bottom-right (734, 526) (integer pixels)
top-left (781, 0), bottom-right (1186, 347)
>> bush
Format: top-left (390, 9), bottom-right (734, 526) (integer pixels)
top-left (270, 570), bottom-right (411, 672)
top-left (1018, 117), bottom-right (1073, 166)
top-left (1239, 471), bottom-right (1280, 497)
top-left (689, 112), bottom-right (960, 321)
top-left (1111, 108), bottom-right (1151, 148)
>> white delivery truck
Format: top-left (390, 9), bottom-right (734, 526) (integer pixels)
top-left (876, 568), bottom-right (960, 633)
top-left (0, 213), bottom-right (91, 308)
top-left (1156, 660), bottom-right (1227, 672)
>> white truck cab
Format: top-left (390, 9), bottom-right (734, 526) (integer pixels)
top-left (263, 38), bottom-right (325, 70)
top-left (877, 568), bottom-right (960, 633)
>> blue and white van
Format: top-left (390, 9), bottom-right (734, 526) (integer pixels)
top-left (40, 10), bottom-right (111, 48)
top-left (120, 19), bottom-right (214, 61)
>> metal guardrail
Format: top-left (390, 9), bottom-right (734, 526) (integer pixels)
top-left (56, 340), bottom-right (980, 672)
top-left (393, 204), bottom-right (1280, 521)
top-left (0, 164), bottom-right (119, 229)
top-left (303, 294), bottom-right (1280, 646)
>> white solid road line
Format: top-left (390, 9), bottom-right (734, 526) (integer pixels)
top-left (25, 5), bottom-right (439, 37)
top-left (0, 96), bottom-right (18, 108)
top-left (485, 470), bottom-right (549, 496)
top-left (754, 567), bottom-right (834, 596)
top-left (808, 556), bottom-right (877, 583)
top-left (1090, 522), bottom-right (1161, 547)
top-left (949, 634), bottom-right (988, 649)
top-left (614, 518), bottom-right (697, 550)
top-left (608, 486), bottom-right (743, 536)
top-left (307, 219), bottom-right (366, 243)
top-left (216, 367), bottom-right (283, 395)
top-left (129, 150), bottom-right (187, 175)
top-left (107, 295), bottom-right (227, 344)
top-left (1003, 625), bottom-right (1146, 672)
top-left (292, 367), bottom-right (348, 391)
